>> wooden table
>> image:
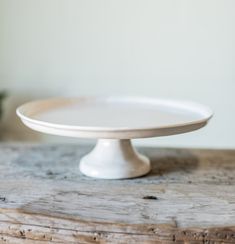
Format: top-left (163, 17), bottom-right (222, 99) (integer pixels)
top-left (0, 144), bottom-right (234, 243)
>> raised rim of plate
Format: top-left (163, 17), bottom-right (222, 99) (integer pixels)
top-left (16, 96), bottom-right (213, 134)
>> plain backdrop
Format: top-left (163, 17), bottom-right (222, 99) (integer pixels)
top-left (0, 0), bottom-right (234, 148)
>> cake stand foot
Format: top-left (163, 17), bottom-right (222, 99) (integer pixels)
top-left (79, 139), bottom-right (151, 179)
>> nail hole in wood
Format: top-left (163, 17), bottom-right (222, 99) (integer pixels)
top-left (143, 196), bottom-right (158, 200)
top-left (0, 197), bottom-right (6, 202)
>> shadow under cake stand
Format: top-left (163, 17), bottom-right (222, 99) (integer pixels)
top-left (17, 97), bottom-right (213, 179)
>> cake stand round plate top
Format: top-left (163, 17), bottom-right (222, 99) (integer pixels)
top-left (17, 96), bottom-right (213, 179)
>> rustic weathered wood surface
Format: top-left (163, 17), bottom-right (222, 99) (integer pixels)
top-left (0, 143), bottom-right (234, 243)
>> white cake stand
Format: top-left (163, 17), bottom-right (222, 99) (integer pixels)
top-left (17, 96), bottom-right (213, 179)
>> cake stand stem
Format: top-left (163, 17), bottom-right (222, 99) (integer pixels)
top-left (79, 139), bottom-right (151, 179)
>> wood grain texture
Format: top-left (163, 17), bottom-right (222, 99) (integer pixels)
top-left (0, 143), bottom-right (234, 243)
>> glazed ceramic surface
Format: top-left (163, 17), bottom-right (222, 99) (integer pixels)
top-left (17, 96), bottom-right (213, 179)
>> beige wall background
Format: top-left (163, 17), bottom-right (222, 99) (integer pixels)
top-left (0, 0), bottom-right (234, 148)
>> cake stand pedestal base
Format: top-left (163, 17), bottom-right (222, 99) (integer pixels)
top-left (79, 139), bottom-right (151, 179)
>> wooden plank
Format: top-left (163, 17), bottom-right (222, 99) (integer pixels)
top-left (0, 143), bottom-right (234, 243)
